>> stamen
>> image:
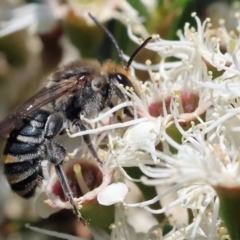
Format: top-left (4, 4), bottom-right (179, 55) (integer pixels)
top-left (67, 118), bottom-right (147, 138)
top-left (82, 101), bottom-right (134, 124)
top-left (73, 164), bottom-right (90, 195)
top-left (25, 224), bottom-right (81, 240)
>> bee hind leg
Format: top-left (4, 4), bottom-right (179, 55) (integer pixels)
top-left (54, 164), bottom-right (89, 225)
top-left (46, 140), bottom-right (89, 225)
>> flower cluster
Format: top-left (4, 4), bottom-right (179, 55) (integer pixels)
top-left (9, 2), bottom-right (240, 240)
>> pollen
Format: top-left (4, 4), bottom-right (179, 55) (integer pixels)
top-left (191, 12), bottom-right (197, 17)
top-left (145, 59), bottom-right (152, 65)
top-left (152, 34), bottom-right (160, 39)
top-left (109, 223), bottom-right (116, 229)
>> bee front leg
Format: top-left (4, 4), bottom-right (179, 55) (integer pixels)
top-left (46, 140), bottom-right (89, 225)
top-left (76, 122), bottom-right (102, 164)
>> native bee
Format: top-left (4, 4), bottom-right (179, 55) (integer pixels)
top-left (0, 13), bottom-right (151, 225)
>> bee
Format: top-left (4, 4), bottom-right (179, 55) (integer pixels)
top-left (0, 13), bottom-right (151, 225)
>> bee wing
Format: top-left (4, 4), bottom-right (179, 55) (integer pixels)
top-left (0, 78), bottom-right (80, 137)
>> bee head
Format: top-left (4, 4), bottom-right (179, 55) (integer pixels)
top-left (103, 60), bottom-right (138, 97)
top-left (88, 13), bottom-right (152, 99)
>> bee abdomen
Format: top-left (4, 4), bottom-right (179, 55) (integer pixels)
top-left (4, 159), bottom-right (44, 198)
top-left (3, 110), bottom-right (50, 198)
top-left (16, 125), bottom-right (44, 144)
top-left (4, 141), bottom-right (41, 156)
top-left (4, 159), bottom-right (41, 179)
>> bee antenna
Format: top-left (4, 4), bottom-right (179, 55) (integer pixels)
top-left (88, 13), bottom-right (124, 65)
top-left (126, 37), bottom-right (152, 69)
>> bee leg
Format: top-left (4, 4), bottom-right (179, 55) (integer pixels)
top-left (110, 84), bottom-right (134, 118)
top-left (123, 107), bottom-right (134, 118)
top-left (54, 164), bottom-right (89, 226)
top-left (116, 106), bottom-right (134, 121)
top-left (44, 112), bottom-right (67, 138)
top-left (76, 122), bottom-right (102, 164)
top-left (46, 140), bottom-right (89, 225)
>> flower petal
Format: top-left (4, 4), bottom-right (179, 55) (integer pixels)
top-left (97, 182), bottom-right (128, 206)
top-left (123, 121), bottom-right (159, 148)
top-left (35, 192), bottom-right (60, 219)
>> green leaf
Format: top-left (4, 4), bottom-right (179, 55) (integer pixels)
top-left (124, 167), bottom-right (165, 223)
top-left (215, 186), bottom-right (240, 239)
top-left (166, 112), bottom-right (206, 154)
top-left (0, 30), bottom-right (28, 67)
top-left (166, 0), bottom-right (195, 40)
top-left (64, 12), bottom-right (104, 58)
top-left (81, 199), bottom-right (114, 234)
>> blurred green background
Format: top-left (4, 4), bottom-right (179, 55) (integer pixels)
top-left (0, 0), bottom-right (239, 239)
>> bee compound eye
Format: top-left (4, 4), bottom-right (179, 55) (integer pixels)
top-left (115, 74), bottom-right (133, 88)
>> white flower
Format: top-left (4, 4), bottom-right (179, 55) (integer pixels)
top-left (97, 182), bottom-right (129, 206)
top-left (66, 0), bottom-right (144, 29)
top-left (31, 4), bottom-right (240, 239)
top-left (0, 2), bottom-right (58, 37)
top-left (123, 120), bottom-right (162, 163)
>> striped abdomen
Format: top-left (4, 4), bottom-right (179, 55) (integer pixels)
top-left (3, 110), bottom-right (50, 198)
